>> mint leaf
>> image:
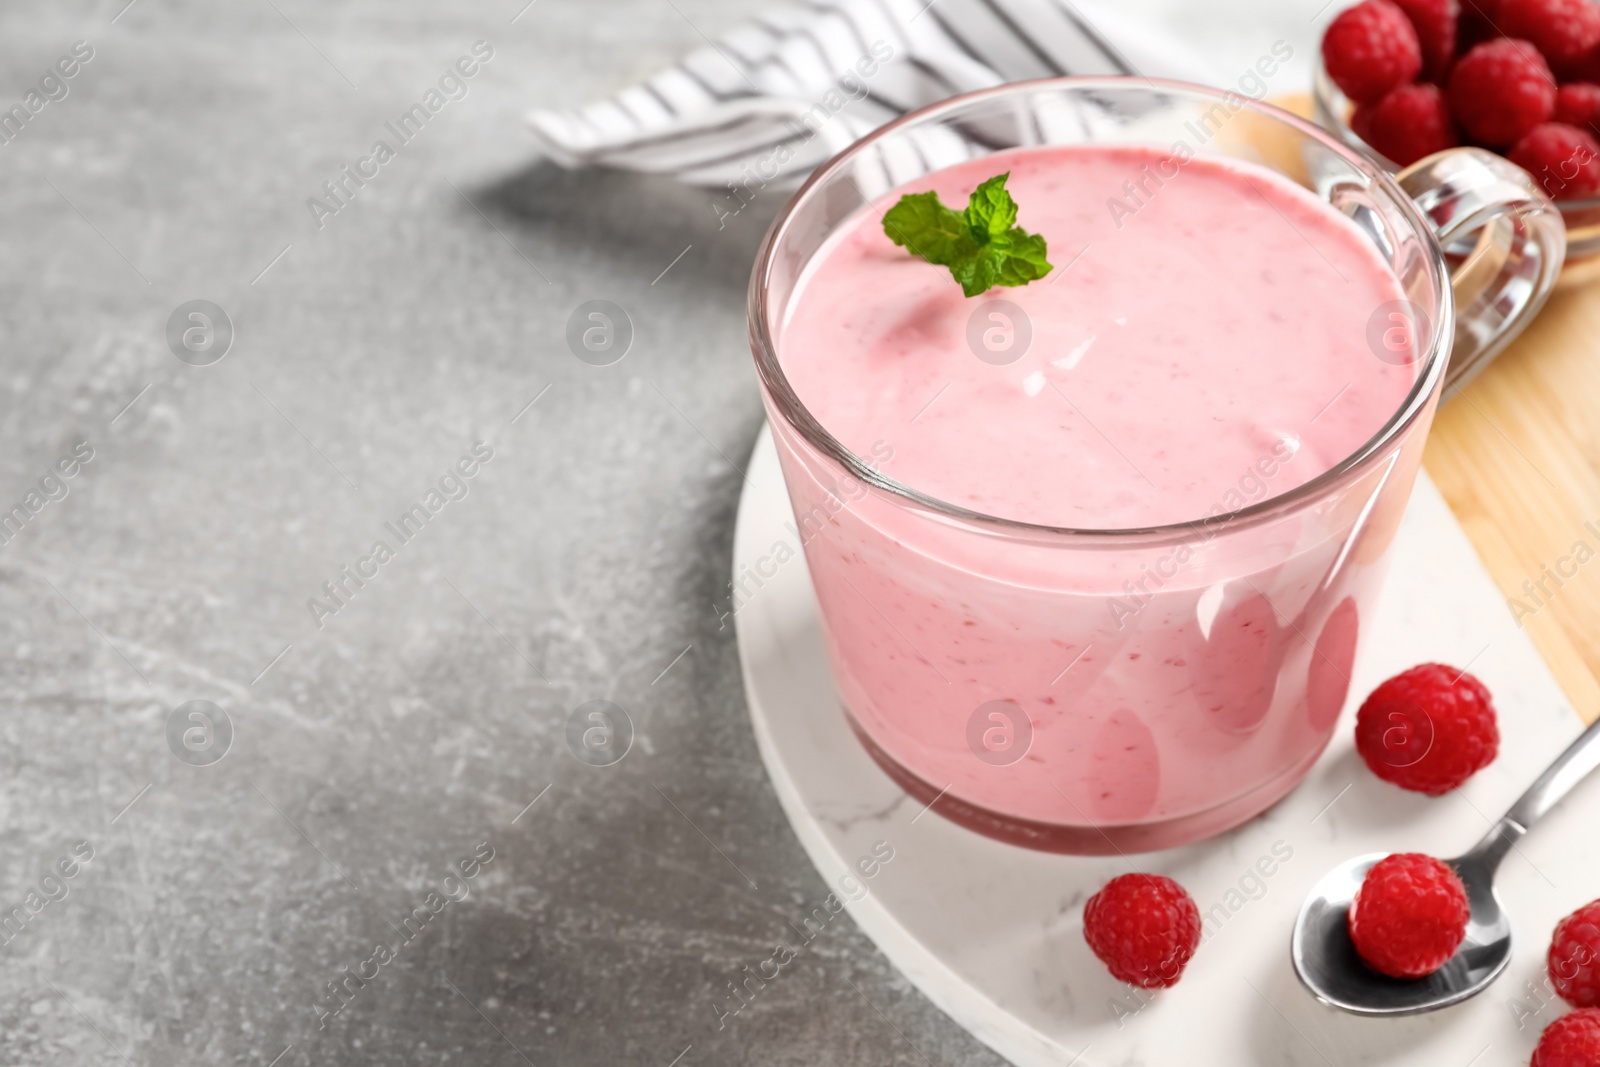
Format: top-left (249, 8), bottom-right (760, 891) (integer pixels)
top-left (882, 191), bottom-right (970, 267)
top-left (993, 230), bottom-right (1051, 286)
top-left (964, 173), bottom-right (1019, 236)
top-left (881, 172), bottom-right (1052, 298)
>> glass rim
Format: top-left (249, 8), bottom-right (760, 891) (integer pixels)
top-left (747, 75), bottom-right (1454, 546)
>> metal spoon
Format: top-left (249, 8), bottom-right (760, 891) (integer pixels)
top-left (1292, 715), bottom-right (1600, 1016)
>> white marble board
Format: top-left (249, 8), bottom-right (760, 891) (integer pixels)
top-left (733, 423), bottom-right (1597, 1067)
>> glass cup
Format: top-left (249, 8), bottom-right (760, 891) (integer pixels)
top-left (748, 79), bottom-right (1565, 854)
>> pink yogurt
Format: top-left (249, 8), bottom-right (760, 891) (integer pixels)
top-left (769, 144), bottom-right (1427, 846)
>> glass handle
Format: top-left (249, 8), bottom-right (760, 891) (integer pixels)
top-left (1395, 148), bottom-right (1566, 398)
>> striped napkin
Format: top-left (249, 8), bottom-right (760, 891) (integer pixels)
top-left (525, 0), bottom-right (1216, 189)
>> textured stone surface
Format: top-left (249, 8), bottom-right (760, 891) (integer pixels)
top-left (0, 1), bottom-right (1008, 1064)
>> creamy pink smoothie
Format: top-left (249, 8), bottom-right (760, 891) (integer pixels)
top-left (770, 144), bottom-right (1424, 842)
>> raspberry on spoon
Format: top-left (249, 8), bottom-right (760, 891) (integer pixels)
top-left (1083, 873), bottom-right (1201, 988)
top-left (1347, 852), bottom-right (1470, 978)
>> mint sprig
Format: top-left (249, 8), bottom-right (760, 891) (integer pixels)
top-left (882, 173), bottom-right (1053, 297)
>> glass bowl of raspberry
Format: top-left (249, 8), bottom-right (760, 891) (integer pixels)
top-left (1311, 0), bottom-right (1600, 286)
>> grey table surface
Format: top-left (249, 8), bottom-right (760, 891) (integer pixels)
top-left (0, 0), bottom-right (1015, 1063)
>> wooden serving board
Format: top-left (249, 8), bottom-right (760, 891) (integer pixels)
top-left (1425, 283), bottom-right (1600, 725)
top-left (1272, 92), bottom-right (1600, 726)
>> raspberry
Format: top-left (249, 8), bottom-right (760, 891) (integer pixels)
top-left (1392, 0), bottom-right (1460, 80)
top-left (1082, 873), bottom-right (1201, 988)
top-left (1448, 39), bottom-right (1557, 146)
top-left (1499, 0), bottom-right (1600, 70)
top-left (1550, 900), bottom-right (1600, 1007)
top-left (1533, 1010), bottom-right (1600, 1067)
top-left (1353, 83), bottom-right (1461, 163)
top-left (1347, 853), bottom-right (1470, 978)
top-left (1567, 48), bottom-right (1600, 84)
top-left (1510, 122), bottom-right (1600, 198)
top-left (1323, 0), bottom-right (1425, 105)
top-left (1556, 82), bottom-right (1600, 128)
top-left (1457, 7), bottom-right (1500, 50)
top-left (1353, 663), bottom-right (1499, 794)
